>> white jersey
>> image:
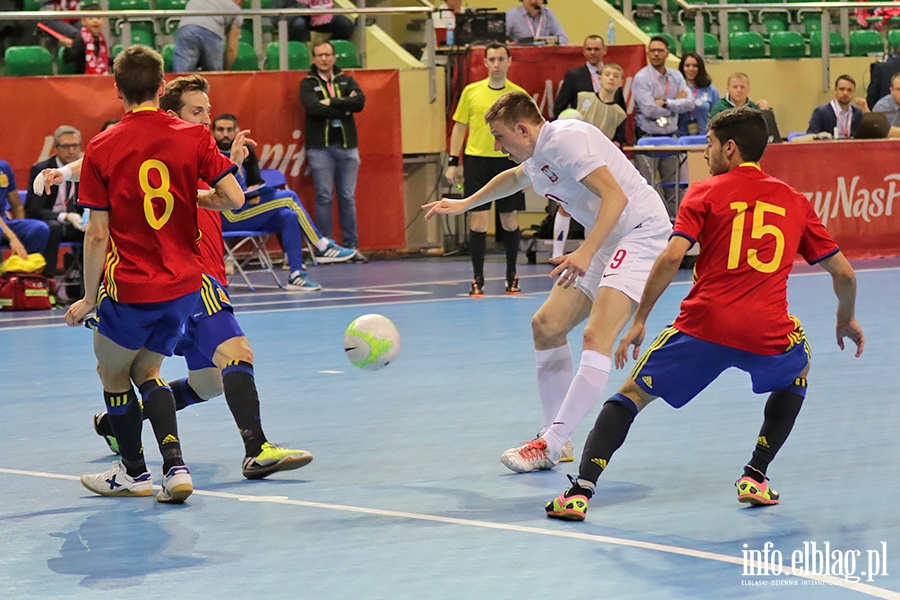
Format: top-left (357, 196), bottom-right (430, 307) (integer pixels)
top-left (522, 120), bottom-right (671, 249)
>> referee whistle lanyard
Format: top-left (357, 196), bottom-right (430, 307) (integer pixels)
top-left (830, 99), bottom-right (852, 139)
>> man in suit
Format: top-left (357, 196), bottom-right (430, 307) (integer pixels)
top-left (553, 35), bottom-right (625, 119)
top-left (26, 125), bottom-right (85, 277)
top-left (867, 54), bottom-right (900, 110)
top-left (807, 74), bottom-right (865, 139)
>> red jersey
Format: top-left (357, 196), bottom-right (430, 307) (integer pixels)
top-left (78, 108), bottom-right (236, 303)
top-left (197, 205), bottom-right (227, 285)
top-left (672, 164), bottom-right (838, 355)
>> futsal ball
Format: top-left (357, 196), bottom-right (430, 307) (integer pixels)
top-left (557, 108), bottom-right (585, 121)
top-left (344, 314), bottom-right (401, 371)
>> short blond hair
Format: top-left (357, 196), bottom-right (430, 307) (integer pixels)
top-left (483, 91), bottom-right (544, 129)
top-left (601, 63), bottom-right (624, 77)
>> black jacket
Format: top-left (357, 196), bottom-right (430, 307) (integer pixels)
top-left (299, 66), bottom-right (366, 149)
top-left (25, 156), bottom-right (81, 221)
top-left (554, 65), bottom-right (626, 118)
top-left (867, 55), bottom-right (900, 110)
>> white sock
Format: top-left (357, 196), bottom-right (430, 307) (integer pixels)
top-left (535, 345), bottom-right (574, 433)
top-left (544, 350), bottom-right (611, 460)
top-left (551, 212), bottom-right (571, 259)
top-left (315, 237), bottom-right (330, 251)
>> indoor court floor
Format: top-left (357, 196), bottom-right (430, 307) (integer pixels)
top-left (1, 255), bottom-right (898, 599)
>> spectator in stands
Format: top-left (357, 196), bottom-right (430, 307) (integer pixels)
top-left (211, 112), bottom-right (356, 264)
top-left (807, 74), bottom-right (865, 139)
top-left (506, 0), bottom-right (568, 45)
top-left (867, 54), bottom-right (900, 109)
top-left (0, 158), bottom-right (51, 270)
top-left (632, 35), bottom-right (694, 220)
top-left (37, 0), bottom-right (83, 44)
top-left (709, 72), bottom-right (769, 118)
top-left (870, 72), bottom-right (900, 127)
top-left (59, 3), bottom-right (109, 75)
top-left (25, 125), bottom-right (84, 276)
top-left (272, 0), bottom-right (355, 43)
top-left (553, 35), bottom-right (624, 119)
top-left (173, 0), bottom-right (243, 72)
top-left (300, 40), bottom-right (366, 254)
top-left (677, 52), bottom-right (719, 138)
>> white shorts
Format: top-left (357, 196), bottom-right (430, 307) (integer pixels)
top-left (576, 218), bottom-right (671, 303)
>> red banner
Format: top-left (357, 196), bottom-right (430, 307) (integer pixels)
top-left (761, 140), bottom-right (900, 259)
top-left (0, 70), bottom-right (405, 250)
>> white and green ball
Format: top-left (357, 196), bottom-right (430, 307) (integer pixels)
top-left (344, 314), bottom-right (401, 371)
top-left (557, 108), bottom-right (585, 121)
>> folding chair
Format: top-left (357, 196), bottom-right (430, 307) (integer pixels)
top-left (257, 169), bottom-right (320, 266)
top-left (221, 230), bottom-right (284, 291)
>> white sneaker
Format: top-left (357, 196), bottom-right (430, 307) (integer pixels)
top-left (81, 462), bottom-right (153, 497)
top-left (500, 438), bottom-right (558, 473)
top-left (559, 439), bottom-right (575, 463)
top-left (157, 465), bottom-right (193, 504)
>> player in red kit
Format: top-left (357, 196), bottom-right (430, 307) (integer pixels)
top-left (546, 107), bottom-right (865, 521)
top-left (66, 45), bottom-right (244, 503)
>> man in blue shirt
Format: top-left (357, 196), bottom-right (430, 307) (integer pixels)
top-left (631, 36), bottom-right (694, 220)
top-left (506, 0), bottom-right (568, 45)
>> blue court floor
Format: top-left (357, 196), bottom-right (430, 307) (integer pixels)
top-left (1, 255), bottom-right (898, 599)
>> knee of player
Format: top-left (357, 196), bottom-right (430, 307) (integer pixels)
top-left (616, 379), bottom-right (654, 412)
top-left (532, 310), bottom-right (564, 343)
top-left (581, 327), bottom-right (615, 356)
top-left (217, 336), bottom-right (254, 365)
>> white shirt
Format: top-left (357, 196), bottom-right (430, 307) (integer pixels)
top-left (523, 120), bottom-right (670, 247)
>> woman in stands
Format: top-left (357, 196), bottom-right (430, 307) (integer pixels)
top-left (677, 52), bottom-right (720, 138)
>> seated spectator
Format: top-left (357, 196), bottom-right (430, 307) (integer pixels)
top-left (506, 0), bottom-right (567, 45)
top-left (211, 112), bottom-right (356, 264)
top-left (867, 54), bottom-right (900, 109)
top-left (709, 72), bottom-right (769, 118)
top-left (174, 0), bottom-right (243, 72)
top-left (60, 3), bottom-right (109, 75)
top-left (37, 0), bottom-right (82, 44)
top-left (1, 158), bottom-right (52, 274)
top-left (677, 52), bottom-right (720, 137)
top-left (25, 125), bottom-right (84, 276)
top-left (871, 72), bottom-right (900, 127)
top-left (807, 74), bottom-right (865, 139)
top-left (271, 0), bottom-right (355, 43)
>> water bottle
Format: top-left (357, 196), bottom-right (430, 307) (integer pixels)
top-left (607, 20), bottom-right (616, 45)
top-left (446, 26), bottom-right (455, 47)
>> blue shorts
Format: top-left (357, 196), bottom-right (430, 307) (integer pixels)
top-left (174, 274), bottom-right (244, 370)
top-left (632, 327), bottom-right (811, 409)
top-left (96, 286), bottom-right (201, 356)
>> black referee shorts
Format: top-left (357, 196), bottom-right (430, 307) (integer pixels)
top-left (463, 154), bottom-right (526, 214)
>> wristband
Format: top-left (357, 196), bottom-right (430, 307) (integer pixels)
top-left (59, 164), bottom-right (73, 181)
top-left (447, 156), bottom-right (459, 167)
top-left (57, 212), bottom-right (68, 223)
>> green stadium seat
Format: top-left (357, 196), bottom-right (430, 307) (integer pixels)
top-left (849, 29), bottom-right (884, 56)
top-left (680, 32), bottom-right (719, 57)
top-left (57, 46), bottom-right (77, 75)
top-left (4, 45), bottom-right (53, 76)
top-left (230, 42), bottom-right (258, 70)
top-left (769, 30), bottom-right (806, 58)
top-left (808, 30), bottom-right (845, 57)
top-left (726, 11), bottom-right (752, 35)
top-left (679, 10), bottom-right (713, 34)
top-left (162, 43), bottom-right (175, 72)
top-left (128, 22), bottom-right (157, 47)
top-left (798, 10), bottom-right (837, 38)
top-left (635, 11), bottom-right (665, 35)
top-left (759, 11), bottom-right (791, 38)
top-left (23, 0), bottom-right (41, 9)
top-left (157, 0), bottom-right (187, 34)
top-left (729, 31), bottom-right (767, 59)
top-left (888, 29), bottom-right (900, 53)
top-left (111, 43), bottom-right (124, 59)
top-left (242, 0), bottom-right (275, 32)
top-left (264, 41), bottom-right (310, 70)
top-left (331, 39), bottom-right (360, 69)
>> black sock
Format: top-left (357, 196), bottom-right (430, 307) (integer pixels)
top-left (170, 378), bottom-right (207, 411)
top-left (222, 361), bottom-right (267, 458)
top-left (744, 385), bottom-right (805, 482)
top-left (104, 389), bottom-right (146, 477)
top-left (470, 230), bottom-right (486, 282)
top-left (138, 379), bottom-right (184, 473)
top-left (503, 227), bottom-right (520, 280)
top-left (578, 396), bottom-right (638, 485)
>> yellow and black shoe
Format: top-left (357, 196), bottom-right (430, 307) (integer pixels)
top-left (736, 476), bottom-right (780, 506)
top-left (242, 442), bottom-right (314, 479)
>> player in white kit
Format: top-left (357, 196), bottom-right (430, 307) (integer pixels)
top-left (424, 91), bottom-right (672, 473)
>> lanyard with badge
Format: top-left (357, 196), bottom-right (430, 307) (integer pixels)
top-left (687, 87), bottom-right (701, 134)
top-left (324, 76), bottom-right (342, 129)
top-left (655, 72), bottom-right (671, 128)
top-left (526, 12), bottom-right (544, 38)
top-left (830, 99), bottom-right (851, 138)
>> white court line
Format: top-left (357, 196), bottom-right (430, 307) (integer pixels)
top-left (0, 467), bottom-right (897, 598)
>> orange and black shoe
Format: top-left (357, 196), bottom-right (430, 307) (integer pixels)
top-left (469, 278), bottom-right (485, 297)
top-left (505, 275), bottom-right (521, 295)
top-left (736, 475), bottom-right (780, 506)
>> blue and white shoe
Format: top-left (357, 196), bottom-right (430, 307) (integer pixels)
top-left (314, 240), bottom-right (357, 264)
top-left (287, 271), bottom-right (322, 291)
top-left (81, 461), bottom-right (153, 497)
top-left (157, 465), bottom-right (193, 504)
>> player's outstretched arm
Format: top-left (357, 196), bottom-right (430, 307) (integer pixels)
top-left (614, 235), bottom-right (691, 369)
top-left (33, 158), bottom-right (83, 195)
top-left (201, 174), bottom-right (245, 211)
top-left (65, 209), bottom-right (109, 326)
top-left (424, 165), bottom-right (529, 220)
top-left (818, 251), bottom-right (865, 357)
